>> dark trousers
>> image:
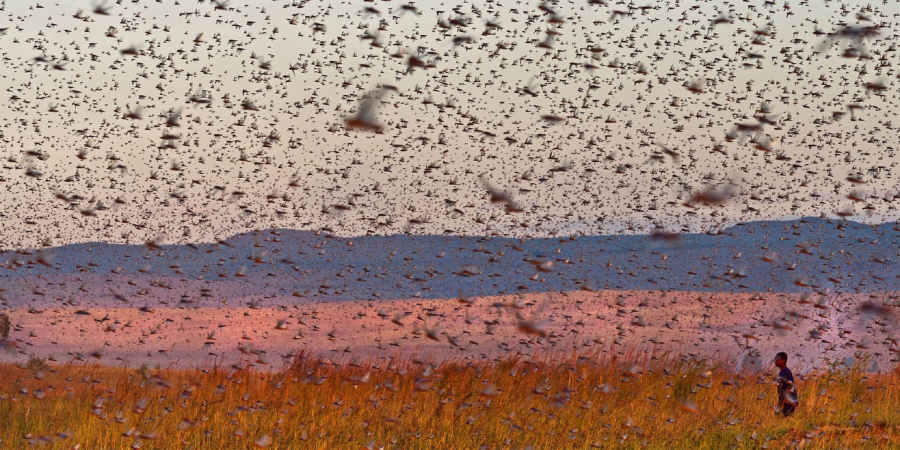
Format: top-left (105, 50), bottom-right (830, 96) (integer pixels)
top-left (781, 402), bottom-right (796, 417)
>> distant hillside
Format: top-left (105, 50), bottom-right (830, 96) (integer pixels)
top-left (1, 217), bottom-right (898, 302)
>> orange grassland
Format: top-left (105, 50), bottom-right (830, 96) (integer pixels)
top-left (1, 350), bottom-right (900, 449)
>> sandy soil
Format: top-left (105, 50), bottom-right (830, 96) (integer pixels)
top-left (1, 290), bottom-right (896, 372)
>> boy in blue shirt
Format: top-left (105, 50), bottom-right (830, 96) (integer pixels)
top-left (774, 352), bottom-right (797, 416)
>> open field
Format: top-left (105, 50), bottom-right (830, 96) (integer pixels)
top-left (3, 289), bottom-right (898, 448)
top-left (1, 352), bottom-right (899, 449)
top-left (1, 290), bottom-right (895, 373)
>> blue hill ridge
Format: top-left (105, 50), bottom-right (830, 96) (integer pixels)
top-left (1, 217), bottom-right (897, 301)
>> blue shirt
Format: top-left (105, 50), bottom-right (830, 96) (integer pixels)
top-left (777, 367), bottom-right (794, 398)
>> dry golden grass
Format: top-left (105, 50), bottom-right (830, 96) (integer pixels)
top-left (1, 350), bottom-right (899, 449)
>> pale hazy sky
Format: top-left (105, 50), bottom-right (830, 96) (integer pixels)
top-left (0, 0), bottom-right (897, 249)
